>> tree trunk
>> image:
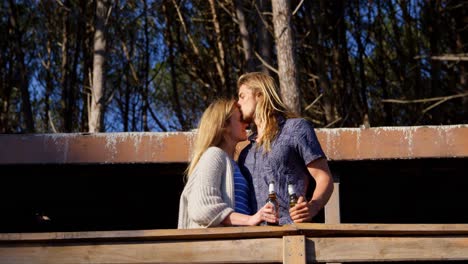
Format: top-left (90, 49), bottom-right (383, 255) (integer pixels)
top-left (452, 3), bottom-right (466, 88)
top-left (335, 0), bottom-right (360, 126)
top-left (68, 6), bottom-right (83, 132)
top-left (351, 0), bottom-right (370, 125)
top-left (272, 0), bottom-right (301, 115)
top-left (80, 0), bottom-right (92, 132)
top-left (89, 0), bottom-right (109, 132)
top-left (163, 2), bottom-right (186, 130)
top-left (0, 57), bottom-right (13, 133)
top-left (428, 0), bottom-right (443, 124)
top-left (59, 1), bottom-right (71, 132)
top-left (257, 0), bottom-right (273, 73)
top-left (376, 0), bottom-right (393, 125)
top-left (235, 0), bottom-right (255, 72)
top-left (304, 0), bottom-right (336, 125)
top-left (208, 0), bottom-right (226, 92)
top-left (44, 39), bottom-right (54, 132)
top-left (121, 35), bottom-right (136, 132)
top-left (142, 0), bottom-right (149, 131)
top-left (330, 1), bottom-right (346, 125)
top-left (8, 0), bottom-right (35, 132)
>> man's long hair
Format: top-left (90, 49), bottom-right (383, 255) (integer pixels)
top-left (237, 72), bottom-right (296, 152)
top-left (186, 98), bottom-right (236, 178)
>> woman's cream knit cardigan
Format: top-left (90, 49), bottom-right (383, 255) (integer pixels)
top-left (178, 146), bottom-right (235, 228)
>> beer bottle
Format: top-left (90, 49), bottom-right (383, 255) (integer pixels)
top-left (288, 181), bottom-right (298, 208)
top-left (265, 181), bottom-right (279, 226)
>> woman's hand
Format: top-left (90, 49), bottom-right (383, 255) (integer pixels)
top-left (249, 203), bottom-right (278, 226)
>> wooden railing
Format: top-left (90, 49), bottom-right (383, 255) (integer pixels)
top-left (2, 224), bottom-right (468, 263)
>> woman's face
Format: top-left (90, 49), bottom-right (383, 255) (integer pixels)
top-left (225, 107), bottom-right (248, 143)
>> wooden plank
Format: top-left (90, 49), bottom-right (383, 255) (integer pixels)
top-left (0, 225), bottom-right (298, 243)
top-left (306, 236), bottom-right (468, 262)
top-left (318, 125), bottom-right (468, 160)
top-left (0, 132), bottom-right (194, 164)
top-left (324, 182), bottom-right (340, 224)
top-left (283, 235), bottom-right (306, 264)
top-left (0, 238), bottom-right (283, 264)
top-left (3, 224), bottom-right (468, 243)
top-left (1, 125), bottom-right (467, 164)
top-left (295, 223), bottom-right (468, 236)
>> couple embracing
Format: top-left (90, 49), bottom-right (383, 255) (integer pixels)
top-left (178, 72), bottom-right (334, 228)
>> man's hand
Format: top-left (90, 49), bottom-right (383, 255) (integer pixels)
top-left (289, 196), bottom-right (319, 223)
top-left (289, 158), bottom-right (334, 223)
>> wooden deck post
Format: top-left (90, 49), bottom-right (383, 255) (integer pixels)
top-left (325, 173), bottom-right (341, 224)
top-left (283, 235), bottom-right (306, 264)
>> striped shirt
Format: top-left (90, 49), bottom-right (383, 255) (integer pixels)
top-left (232, 160), bottom-right (252, 215)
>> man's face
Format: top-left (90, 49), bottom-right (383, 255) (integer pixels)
top-left (237, 84), bottom-right (257, 123)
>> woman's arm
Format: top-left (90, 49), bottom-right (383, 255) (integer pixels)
top-left (222, 203), bottom-right (278, 226)
top-left (187, 148), bottom-right (234, 226)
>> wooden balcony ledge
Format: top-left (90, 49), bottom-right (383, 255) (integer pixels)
top-left (2, 223), bottom-right (468, 263)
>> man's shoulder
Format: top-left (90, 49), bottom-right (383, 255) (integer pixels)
top-left (284, 118), bottom-right (314, 131)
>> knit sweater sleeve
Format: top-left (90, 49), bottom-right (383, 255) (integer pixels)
top-left (186, 147), bottom-right (234, 227)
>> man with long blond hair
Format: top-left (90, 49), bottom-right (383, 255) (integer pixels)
top-left (237, 72), bottom-right (334, 225)
top-left (178, 98), bottom-right (277, 228)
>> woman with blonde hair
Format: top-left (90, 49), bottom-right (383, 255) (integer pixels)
top-left (178, 98), bottom-right (277, 228)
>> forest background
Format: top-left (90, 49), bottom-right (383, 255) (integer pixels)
top-left (1, 0), bottom-right (467, 133)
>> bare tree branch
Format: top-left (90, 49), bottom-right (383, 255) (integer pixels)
top-left (292, 0), bottom-right (305, 15)
top-left (254, 51), bottom-right (278, 74)
top-left (253, 2), bottom-right (274, 35)
top-left (383, 92), bottom-right (468, 114)
top-left (382, 92), bottom-right (468, 104)
top-left (324, 117), bottom-right (342, 128)
top-left (147, 98), bottom-right (168, 132)
top-left (120, 40), bottom-right (140, 84)
top-left (171, 0), bottom-right (200, 57)
top-left (431, 54), bottom-right (468, 61)
top-left (218, 1), bottom-right (237, 24)
top-left (48, 112), bottom-right (57, 133)
top-left (422, 98), bottom-right (451, 114)
top-left (304, 93), bottom-right (323, 112)
top-left (414, 53), bottom-right (468, 61)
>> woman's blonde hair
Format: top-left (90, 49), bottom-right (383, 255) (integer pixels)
top-left (186, 98), bottom-right (237, 178)
top-left (237, 72), bottom-right (296, 152)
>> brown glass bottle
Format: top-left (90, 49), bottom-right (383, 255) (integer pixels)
top-left (265, 181), bottom-right (279, 226)
top-left (288, 181), bottom-right (298, 208)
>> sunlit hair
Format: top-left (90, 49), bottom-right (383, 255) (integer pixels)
top-left (185, 98), bottom-right (237, 179)
top-left (237, 72), bottom-right (296, 152)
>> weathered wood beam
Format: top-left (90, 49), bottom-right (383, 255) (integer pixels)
top-left (295, 223), bottom-right (468, 236)
top-left (2, 224), bottom-right (468, 263)
top-left (0, 125), bottom-right (467, 164)
top-left (307, 237), bottom-right (468, 262)
top-left (0, 238), bottom-right (283, 263)
top-left (0, 225), bottom-right (297, 242)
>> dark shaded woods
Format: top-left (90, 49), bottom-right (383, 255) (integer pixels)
top-left (1, 0), bottom-right (466, 133)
